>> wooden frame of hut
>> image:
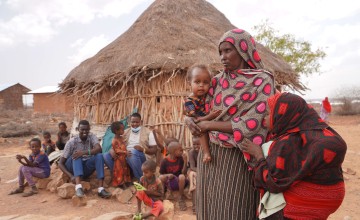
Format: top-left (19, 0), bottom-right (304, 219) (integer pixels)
top-left (60, 0), bottom-right (305, 148)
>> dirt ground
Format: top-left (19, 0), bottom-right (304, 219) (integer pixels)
top-left (0, 114), bottom-right (359, 219)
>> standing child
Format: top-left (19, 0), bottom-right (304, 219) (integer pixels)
top-left (110, 121), bottom-right (132, 188)
top-left (184, 64), bottom-right (221, 163)
top-left (134, 160), bottom-right (164, 220)
top-left (56, 122), bottom-right (70, 150)
top-left (159, 141), bottom-right (188, 211)
top-left (9, 138), bottom-right (51, 197)
top-left (188, 136), bottom-right (199, 214)
top-left (42, 131), bottom-right (56, 155)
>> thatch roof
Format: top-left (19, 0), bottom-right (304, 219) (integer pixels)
top-left (61, 0), bottom-right (305, 92)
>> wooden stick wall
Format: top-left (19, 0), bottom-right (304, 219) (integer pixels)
top-left (72, 71), bottom-right (194, 149)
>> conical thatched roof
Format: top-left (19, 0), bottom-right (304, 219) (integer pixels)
top-left (61, 0), bottom-right (305, 92)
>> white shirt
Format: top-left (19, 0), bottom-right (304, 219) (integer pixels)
top-left (126, 128), bottom-right (156, 151)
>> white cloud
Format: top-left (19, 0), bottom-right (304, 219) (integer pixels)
top-left (0, 0), bottom-right (148, 47)
top-left (68, 34), bottom-right (111, 64)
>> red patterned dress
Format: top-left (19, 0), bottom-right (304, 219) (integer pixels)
top-left (112, 136), bottom-right (131, 186)
top-left (254, 93), bottom-right (346, 219)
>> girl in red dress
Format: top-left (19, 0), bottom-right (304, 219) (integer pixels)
top-left (111, 121), bottom-right (132, 188)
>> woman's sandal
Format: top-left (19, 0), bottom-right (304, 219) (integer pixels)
top-left (8, 187), bottom-right (24, 195)
top-left (178, 198), bottom-right (187, 211)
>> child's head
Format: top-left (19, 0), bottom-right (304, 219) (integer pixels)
top-left (187, 64), bottom-right (211, 97)
top-left (130, 113), bottom-right (142, 129)
top-left (192, 136), bottom-right (200, 152)
top-left (167, 141), bottom-right (183, 158)
top-left (58, 122), bottom-right (67, 133)
top-left (141, 160), bottom-right (157, 179)
top-left (42, 131), bottom-right (51, 141)
top-left (164, 137), bottom-right (178, 146)
top-left (29, 138), bottom-right (41, 154)
top-left (111, 121), bottom-right (125, 135)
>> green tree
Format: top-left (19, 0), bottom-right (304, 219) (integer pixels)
top-left (252, 20), bottom-right (326, 76)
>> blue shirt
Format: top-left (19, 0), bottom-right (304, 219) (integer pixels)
top-left (29, 151), bottom-right (51, 177)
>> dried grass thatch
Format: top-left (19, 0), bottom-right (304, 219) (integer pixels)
top-left (60, 0), bottom-right (305, 148)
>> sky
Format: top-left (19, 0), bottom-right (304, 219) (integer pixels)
top-left (1, 0), bottom-right (359, 100)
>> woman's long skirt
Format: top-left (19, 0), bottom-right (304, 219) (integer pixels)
top-left (197, 142), bottom-right (259, 220)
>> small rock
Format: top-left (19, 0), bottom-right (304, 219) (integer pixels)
top-left (91, 211), bottom-right (133, 220)
top-left (344, 216), bottom-right (352, 220)
top-left (72, 195), bottom-right (87, 207)
top-left (111, 188), bottom-right (122, 198)
top-left (115, 188), bottom-right (134, 204)
top-left (35, 177), bottom-right (52, 189)
top-left (57, 183), bottom-right (75, 199)
top-left (156, 200), bottom-right (175, 220)
top-left (47, 171), bottom-right (68, 192)
top-left (41, 199), bottom-right (47, 203)
top-left (81, 181), bottom-right (91, 191)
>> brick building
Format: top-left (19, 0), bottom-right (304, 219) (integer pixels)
top-left (0, 83), bottom-right (30, 109)
top-left (28, 86), bottom-right (73, 114)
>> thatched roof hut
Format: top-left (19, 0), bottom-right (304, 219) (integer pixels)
top-left (60, 0), bottom-right (304, 147)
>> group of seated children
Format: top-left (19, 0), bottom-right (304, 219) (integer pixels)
top-left (132, 135), bottom-right (199, 219)
top-left (41, 122), bottom-right (70, 156)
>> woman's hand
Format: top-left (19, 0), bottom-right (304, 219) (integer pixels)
top-left (184, 116), bottom-right (202, 136)
top-left (241, 139), bottom-right (265, 161)
top-left (196, 121), bottom-right (210, 133)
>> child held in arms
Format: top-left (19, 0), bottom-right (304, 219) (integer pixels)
top-left (184, 64), bottom-right (221, 163)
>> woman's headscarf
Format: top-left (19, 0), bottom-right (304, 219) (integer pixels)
top-left (254, 93), bottom-right (347, 192)
top-left (267, 92), bottom-right (328, 137)
top-left (322, 97), bottom-right (332, 113)
top-left (219, 29), bottom-right (264, 69)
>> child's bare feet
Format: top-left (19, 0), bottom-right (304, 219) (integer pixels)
top-left (202, 152), bottom-right (211, 163)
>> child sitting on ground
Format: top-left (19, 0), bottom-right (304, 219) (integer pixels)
top-left (188, 136), bottom-right (199, 214)
top-left (134, 160), bottom-right (164, 220)
top-left (184, 64), bottom-right (221, 163)
top-left (56, 122), bottom-right (70, 150)
top-left (159, 141), bottom-right (188, 211)
top-left (9, 138), bottom-right (51, 197)
top-left (110, 121), bottom-right (132, 188)
top-left (42, 131), bottom-right (56, 155)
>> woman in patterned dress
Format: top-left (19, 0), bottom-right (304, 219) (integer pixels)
top-left (186, 29), bottom-right (275, 220)
top-left (242, 92), bottom-right (346, 219)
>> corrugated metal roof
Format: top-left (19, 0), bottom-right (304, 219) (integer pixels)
top-left (27, 86), bottom-right (59, 94)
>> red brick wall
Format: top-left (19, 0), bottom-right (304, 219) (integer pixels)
top-left (0, 84), bottom-right (30, 109)
top-left (33, 93), bottom-right (73, 114)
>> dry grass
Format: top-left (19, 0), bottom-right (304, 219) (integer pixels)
top-left (0, 108), bottom-right (72, 138)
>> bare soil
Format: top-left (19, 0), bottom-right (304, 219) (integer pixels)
top-left (0, 114), bottom-right (359, 219)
